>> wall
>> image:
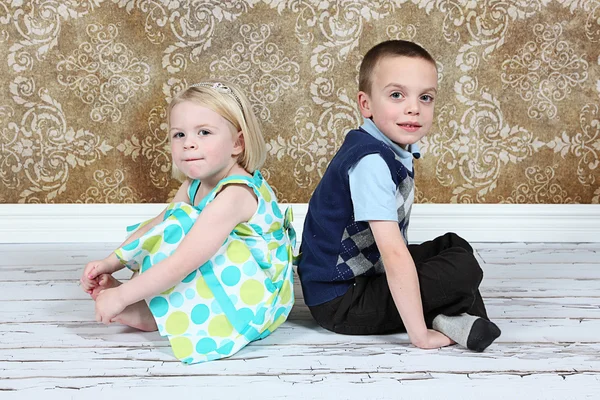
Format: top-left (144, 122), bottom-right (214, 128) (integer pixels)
top-left (0, 1), bottom-right (599, 204)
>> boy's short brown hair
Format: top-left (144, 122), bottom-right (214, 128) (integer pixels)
top-left (359, 40), bottom-right (436, 95)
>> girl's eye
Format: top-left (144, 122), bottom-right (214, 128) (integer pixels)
top-left (173, 132), bottom-right (185, 139)
top-left (390, 92), bottom-right (403, 99)
top-left (421, 94), bottom-right (434, 103)
top-left (198, 129), bottom-right (210, 136)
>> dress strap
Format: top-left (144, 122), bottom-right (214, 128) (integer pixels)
top-left (187, 179), bottom-right (201, 204)
top-left (196, 171), bottom-right (263, 209)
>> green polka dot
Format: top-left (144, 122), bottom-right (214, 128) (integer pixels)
top-left (170, 336), bottom-right (193, 359)
top-left (208, 315), bottom-right (233, 337)
top-left (196, 276), bottom-right (214, 299)
top-left (142, 235), bottom-right (162, 254)
top-left (240, 279), bottom-right (264, 305)
top-left (235, 224), bottom-right (253, 236)
top-left (269, 222), bottom-right (282, 233)
top-left (258, 184), bottom-right (271, 202)
top-left (280, 279), bottom-right (292, 304)
top-left (226, 240), bottom-right (251, 263)
top-left (165, 311), bottom-right (189, 335)
top-left (268, 242), bottom-right (279, 251)
top-left (161, 286), bottom-right (175, 295)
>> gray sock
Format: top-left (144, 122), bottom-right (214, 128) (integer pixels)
top-left (432, 313), bottom-right (501, 352)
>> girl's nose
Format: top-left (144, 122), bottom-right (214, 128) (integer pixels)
top-left (183, 138), bottom-right (197, 149)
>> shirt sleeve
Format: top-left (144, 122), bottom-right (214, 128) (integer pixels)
top-left (348, 153), bottom-right (397, 222)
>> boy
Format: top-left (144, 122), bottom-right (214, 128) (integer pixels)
top-left (297, 40), bottom-right (501, 351)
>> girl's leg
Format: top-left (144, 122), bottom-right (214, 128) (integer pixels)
top-left (92, 273), bottom-right (158, 332)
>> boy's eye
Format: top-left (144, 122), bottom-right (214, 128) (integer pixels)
top-left (197, 129), bottom-right (210, 136)
top-left (390, 92), bottom-right (403, 99)
top-left (420, 94), bottom-right (434, 103)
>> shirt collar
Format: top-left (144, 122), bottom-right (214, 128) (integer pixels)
top-left (360, 118), bottom-right (421, 169)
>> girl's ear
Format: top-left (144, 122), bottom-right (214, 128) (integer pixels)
top-left (232, 131), bottom-right (245, 156)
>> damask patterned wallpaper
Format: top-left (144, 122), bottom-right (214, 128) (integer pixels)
top-left (0, 1), bottom-right (599, 204)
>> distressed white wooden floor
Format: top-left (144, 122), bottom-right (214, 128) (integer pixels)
top-left (1, 243), bottom-right (599, 400)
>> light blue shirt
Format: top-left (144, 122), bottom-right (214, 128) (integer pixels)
top-left (348, 118), bottom-right (420, 222)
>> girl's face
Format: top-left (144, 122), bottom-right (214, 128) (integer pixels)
top-left (169, 101), bottom-right (243, 183)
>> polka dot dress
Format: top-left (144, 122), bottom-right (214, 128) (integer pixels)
top-left (114, 171), bottom-right (296, 364)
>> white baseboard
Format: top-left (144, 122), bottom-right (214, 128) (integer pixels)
top-left (0, 204), bottom-right (599, 243)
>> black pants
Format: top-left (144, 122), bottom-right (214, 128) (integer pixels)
top-left (308, 232), bottom-right (489, 335)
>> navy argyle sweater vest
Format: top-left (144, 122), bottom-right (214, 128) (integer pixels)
top-left (298, 128), bottom-right (415, 306)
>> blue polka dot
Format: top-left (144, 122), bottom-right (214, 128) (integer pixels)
top-left (172, 209), bottom-right (194, 232)
top-left (243, 261), bottom-right (257, 276)
top-left (250, 247), bottom-right (265, 261)
top-left (211, 300), bottom-right (222, 314)
top-left (245, 238), bottom-right (257, 247)
top-left (185, 289), bottom-right (196, 299)
top-left (274, 306), bottom-right (288, 322)
top-left (149, 296), bottom-right (169, 317)
top-left (169, 292), bottom-right (184, 307)
top-left (272, 202), bottom-right (283, 218)
top-left (191, 304), bottom-right (210, 324)
top-left (265, 214), bottom-right (273, 224)
top-left (141, 255), bottom-right (152, 273)
top-left (236, 307), bottom-right (254, 324)
top-left (182, 357), bottom-right (194, 364)
top-left (216, 339), bottom-right (235, 355)
top-left (164, 224), bottom-right (183, 244)
top-left (276, 245), bottom-right (288, 261)
top-left (253, 307), bottom-right (267, 325)
top-left (182, 270), bottom-right (197, 283)
top-left (221, 266), bottom-right (241, 286)
top-left (257, 200), bottom-right (266, 215)
top-left (250, 224), bottom-right (263, 235)
top-left (122, 239), bottom-right (139, 251)
top-left (215, 255), bottom-right (226, 265)
top-left (243, 326), bottom-right (260, 341)
top-left (153, 252), bottom-right (168, 264)
top-left (273, 229), bottom-right (284, 240)
top-left (196, 337), bottom-right (217, 354)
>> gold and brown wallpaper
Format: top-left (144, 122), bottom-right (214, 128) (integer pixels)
top-left (0, 1), bottom-right (599, 204)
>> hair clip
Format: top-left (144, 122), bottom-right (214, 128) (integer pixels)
top-left (189, 81), bottom-right (243, 108)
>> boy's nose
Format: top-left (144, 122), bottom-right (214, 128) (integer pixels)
top-left (405, 101), bottom-right (420, 115)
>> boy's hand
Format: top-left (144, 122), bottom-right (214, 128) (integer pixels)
top-left (412, 329), bottom-right (454, 349)
top-left (81, 259), bottom-right (115, 293)
top-left (94, 287), bottom-right (126, 324)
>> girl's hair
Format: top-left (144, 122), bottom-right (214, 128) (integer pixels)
top-left (168, 80), bottom-right (267, 182)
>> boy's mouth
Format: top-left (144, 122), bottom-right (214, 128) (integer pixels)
top-left (398, 122), bottom-right (422, 132)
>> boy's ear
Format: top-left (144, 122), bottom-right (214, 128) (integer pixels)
top-left (357, 91), bottom-right (373, 118)
top-left (232, 131), bottom-right (245, 156)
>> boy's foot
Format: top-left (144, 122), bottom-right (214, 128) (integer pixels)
top-left (432, 313), bottom-right (501, 352)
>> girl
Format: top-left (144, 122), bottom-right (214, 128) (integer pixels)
top-left (80, 80), bottom-right (296, 364)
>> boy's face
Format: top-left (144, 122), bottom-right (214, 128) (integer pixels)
top-left (358, 56), bottom-right (438, 147)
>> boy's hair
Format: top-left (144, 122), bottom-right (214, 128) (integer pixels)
top-left (358, 40), bottom-right (436, 95)
top-left (168, 80), bottom-right (267, 182)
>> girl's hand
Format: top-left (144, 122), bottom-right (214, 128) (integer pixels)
top-left (81, 258), bottom-right (116, 293)
top-left (94, 287), bottom-right (127, 324)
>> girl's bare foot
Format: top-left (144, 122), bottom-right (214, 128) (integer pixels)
top-left (112, 300), bottom-right (158, 332)
top-left (92, 273), bottom-right (157, 332)
top-left (90, 274), bottom-right (121, 300)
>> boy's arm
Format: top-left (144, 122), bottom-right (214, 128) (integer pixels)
top-left (116, 184), bottom-right (257, 306)
top-left (370, 220), bottom-right (453, 349)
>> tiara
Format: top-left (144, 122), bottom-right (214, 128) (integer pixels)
top-left (189, 81), bottom-right (243, 108)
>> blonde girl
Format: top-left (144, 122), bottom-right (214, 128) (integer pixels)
top-left (80, 81), bottom-right (295, 364)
